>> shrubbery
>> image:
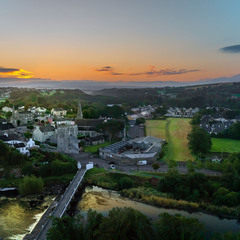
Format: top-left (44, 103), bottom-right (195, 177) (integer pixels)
top-left (19, 175), bottom-right (44, 196)
top-left (0, 141), bottom-right (26, 166)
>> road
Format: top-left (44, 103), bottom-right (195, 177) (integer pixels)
top-left (75, 156), bottom-right (222, 177)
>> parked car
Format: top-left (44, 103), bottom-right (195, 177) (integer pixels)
top-left (137, 160), bottom-right (147, 165)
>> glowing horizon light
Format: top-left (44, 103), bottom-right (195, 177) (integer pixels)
top-left (0, 69), bottom-right (33, 79)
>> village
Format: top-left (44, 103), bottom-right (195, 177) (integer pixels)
top-left (1, 100), bottom-right (239, 162)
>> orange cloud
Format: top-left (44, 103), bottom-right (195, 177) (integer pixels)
top-left (0, 67), bottom-right (33, 78)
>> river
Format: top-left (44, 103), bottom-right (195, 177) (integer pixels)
top-left (76, 186), bottom-right (240, 235)
top-left (0, 196), bottom-right (53, 240)
top-left (1, 186), bottom-right (239, 239)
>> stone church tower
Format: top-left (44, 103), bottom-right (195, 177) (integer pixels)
top-left (11, 105), bottom-right (17, 127)
top-left (76, 99), bottom-right (83, 120)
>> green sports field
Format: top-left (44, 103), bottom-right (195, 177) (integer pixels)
top-left (146, 118), bottom-right (193, 162)
top-left (211, 138), bottom-right (240, 153)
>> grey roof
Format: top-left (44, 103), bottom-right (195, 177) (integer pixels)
top-left (13, 143), bottom-right (25, 148)
top-left (0, 123), bottom-right (15, 130)
top-left (39, 125), bottom-right (55, 133)
top-left (76, 119), bottom-right (104, 127)
top-left (0, 134), bottom-right (21, 141)
top-left (53, 108), bottom-right (66, 111)
top-left (103, 141), bottom-right (128, 153)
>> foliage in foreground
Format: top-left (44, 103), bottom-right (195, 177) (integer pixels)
top-left (47, 208), bottom-right (205, 240)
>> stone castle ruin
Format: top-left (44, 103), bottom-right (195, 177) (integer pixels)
top-left (57, 125), bottom-right (79, 154)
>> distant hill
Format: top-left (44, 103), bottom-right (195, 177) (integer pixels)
top-left (0, 74), bottom-right (240, 91)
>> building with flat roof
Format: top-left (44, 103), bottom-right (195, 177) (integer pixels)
top-left (99, 136), bottom-right (163, 165)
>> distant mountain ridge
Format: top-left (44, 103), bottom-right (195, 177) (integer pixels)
top-left (0, 74), bottom-right (240, 91)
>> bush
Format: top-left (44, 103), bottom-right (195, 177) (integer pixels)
top-left (118, 177), bottom-right (134, 189)
top-left (19, 175), bottom-right (44, 196)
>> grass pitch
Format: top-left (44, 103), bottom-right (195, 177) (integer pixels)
top-left (211, 138), bottom-right (240, 153)
top-left (146, 118), bottom-right (193, 162)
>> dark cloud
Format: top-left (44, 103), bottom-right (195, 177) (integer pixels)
top-left (145, 69), bottom-right (199, 76)
top-left (220, 44), bottom-right (240, 53)
top-left (0, 66), bottom-right (19, 73)
top-left (96, 66), bottom-right (113, 71)
top-left (111, 72), bottom-right (123, 75)
top-left (96, 65), bottom-right (199, 76)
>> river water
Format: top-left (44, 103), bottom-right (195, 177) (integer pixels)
top-left (1, 186), bottom-right (239, 239)
top-left (76, 186), bottom-right (240, 235)
top-left (0, 196), bottom-right (53, 240)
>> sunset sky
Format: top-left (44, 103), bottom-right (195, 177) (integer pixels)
top-left (1, 0), bottom-right (240, 83)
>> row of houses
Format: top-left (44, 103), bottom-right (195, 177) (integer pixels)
top-left (2, 106), bottom-right (67, 116)
top-left (128, 105), bottom-right (156, 122)
top-left (200, 115), bottom-right (239, 135)
top-left (165, 107), bottom-right (199, 118)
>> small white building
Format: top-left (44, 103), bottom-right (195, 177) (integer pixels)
top-left (0, 135), bottom-right (35, 155)
top-left (36, 107), bottom-right (47, 114)
top-left (51, 108), bottom-right (67, 117)
top-left (2, 106), bottom-right (13, 113)
top-left (26, 138), bottom-right (36, 148)
top-left (11, 142), bottom-right (29, 155)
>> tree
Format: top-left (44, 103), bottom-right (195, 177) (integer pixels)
top-left (118, 176), bottom-right (134, 189)
top-left (100, 105), bottom-right (125, 119)
top-left (155, 213), bottom-right (204, 240)
top-left (188, 126), bottom-right (212, 156)
top-left (47, 216), bottom-right (84, 240)
top-left (99, 207), bottom-right (153, 240)
top-left (47, 208), bottom-right (153, 240)
top-left (19, 175), bottom-right (44, 196)
top-left (0, 140), bottom-right (8, 156)
top-left (85, 209), bottom-right (104, 239)
top-left (136, 118), bottom-right (145, 125)
top-left (213, 187), bottom-right (239, 207)
top-left (24, 132), bottom-right (32, 139)
top-left (152, 163), bottom-right (160, 171)
top-left (6, 111), bottom-right (12, 119)
top-left (224, 122), bottom-right (240, 139)
top-left (158, 169), bottom-right (182, 195)
top-left (17, 119), bottom-right (21, 126)
top-left (98, 120), bottom-right (124, 142)
top-left (155, 106), bottom-right (167, 116)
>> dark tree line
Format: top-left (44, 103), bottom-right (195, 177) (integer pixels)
top-left (47, 208), bottom-right (205, 240)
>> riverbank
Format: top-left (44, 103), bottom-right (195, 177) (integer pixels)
top-left (0, 195), bottom-right (56, 240)
top-left (121, 187), bottom-right (240, 220)
top-left (0, 180), bottom-right (68, 239)
top-left (83, 169), bottom-right (240, 220)
top-left (71, 185), bottom-right (240, 238)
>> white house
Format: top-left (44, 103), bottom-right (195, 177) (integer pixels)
top-left (2, 106), bottom-right (13, 112)
top-left (11, 142), bottom-right (29, 155)
top-left (33, 125), bottom-right (55, 142)
top-left (36, 107), bottom-right (47, 114)
top-left (0, 134), bottom-right (31, 155)
top-left (51, 108), bottom-right (67, 117)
